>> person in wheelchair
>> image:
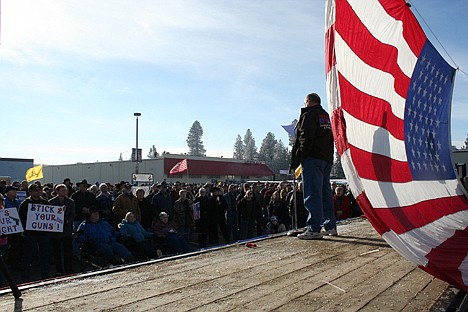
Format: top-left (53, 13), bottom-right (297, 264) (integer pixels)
top-left (118, 212), bottom-right (162, 260)
top-left (152, 212), bottom-right (191, 254)
top-left (76, 207), bottom-right (135, 265)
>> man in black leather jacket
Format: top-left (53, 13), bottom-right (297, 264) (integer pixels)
top-left (290, 93), bottom-right (337, 240)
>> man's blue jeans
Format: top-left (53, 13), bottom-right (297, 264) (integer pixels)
top-left (301, 157), bottom-right (336, 233)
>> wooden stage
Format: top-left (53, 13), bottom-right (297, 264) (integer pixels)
top-left (0, 219), bottom-right (450, 311)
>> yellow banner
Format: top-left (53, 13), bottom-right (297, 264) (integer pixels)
top-left (25, 164), bottom-right (43, 182)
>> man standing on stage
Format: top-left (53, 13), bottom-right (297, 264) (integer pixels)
top-left (290, 93), bottom-right (336, 239)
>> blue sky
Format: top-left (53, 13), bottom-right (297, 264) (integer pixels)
top-left (1, 0), bottom-right (466, 165)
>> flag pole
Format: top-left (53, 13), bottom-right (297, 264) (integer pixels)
top-left (290, 172), bottom-right (297, 231)
top-left (287, 169), bottom-right (302, 236)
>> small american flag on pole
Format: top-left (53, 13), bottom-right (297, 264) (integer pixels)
top-left (170, 159), bottom-right (188, 174)
top-left (326, 0), bottom-right (468, 291)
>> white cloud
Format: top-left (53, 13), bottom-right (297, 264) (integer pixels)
top-left (2, 1), bottom-right (324, 69)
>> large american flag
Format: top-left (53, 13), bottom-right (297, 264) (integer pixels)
top-left (170, 159), bottom-right (188, 174)
top-left (325, 0), bottom-right (468, 291)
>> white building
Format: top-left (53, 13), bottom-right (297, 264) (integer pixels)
top-left (43, 154), bottom-right (274, 185)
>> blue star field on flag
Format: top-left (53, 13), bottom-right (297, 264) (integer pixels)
top-left (404, 40), bottom-right (456, 181)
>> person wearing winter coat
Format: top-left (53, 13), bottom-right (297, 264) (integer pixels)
top-left (118, 212), bottom-right (160, 259)
top-left (152, 212), bottom-right (190, 254)
top-left (236, 190), bottom-right (261, 240)
top-left (173, 189), bottom-right (194, 242)
top-left (48, 184), bottom-right (76, 276)
top-left (112, 183), bottom-right (141, 222)
top-left (77, 207), bottom-right (135, 264)
top-left (193, 188), bottom-right (211, 248)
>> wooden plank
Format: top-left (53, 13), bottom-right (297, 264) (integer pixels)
top-left (0, 242), bottom-right (287, 310)
top-left (0, 220), bottom-right (449, 311)
top-left (235, 251), bottom-right (397, 312)
top-left (311, 256), bottom-right (417, 311)
top-left (20, 243), bottom-right (308, 311)
top-left (153, 239), bottom-right (389, 312)
top-left (359, 268), bottom-right (438, 311)
top-left (400, 278), bottom-right (448, 312)
top-left (217, 243), bottom-right (390, 311)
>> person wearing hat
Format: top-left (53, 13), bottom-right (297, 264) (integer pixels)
top-left (71, 179), bottom-right (97, 224)
top-left (170, 182), bottom-right (182, 203)
top-left (208, 187), bottom-right (229, 244)
top-left (203, 183), bottom-right (212, 195)
top-left (113, 183), bottom-right (141, 224)
top-left (20, 180), bottom-right (29, 195)
top-left (150, 182), bottom-right (173, 221)
top-left (267, 216), bottom-right (287, 234)
top-left (146, 183), bottom-right (159, 201)
top-left (224, 184), bottom-right (239, 242)
top-left (193, 187), bottom-right (210, 248)
top-left (4, 185), bottom-right (22, 269)
top-left (18, 184), bottom-right (50, 281)
top-left (152, 212), bottom-right (190, 254)
top-left (113, 181), bottom-right (127, 198)
top-left (0, 180), bottom-right (7, 195)
top-left (71, 179), bottom-right (97, 257)
top-left (63, 178), bottom-right (74, 197)
top-left (48, 184), bottom-right (76, 276)
top-left (76, 206), bottom-right (135, 265)
top-left (173, 189), bottom-right (194, 243)
top-left (96, 183), bottom-right (116, 228)
top-left (4, 186), bottom-right (20, 209)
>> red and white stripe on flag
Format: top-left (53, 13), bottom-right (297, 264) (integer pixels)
top-left (325, 0), bottom-right (468, 291)
top-left (170, 159), bottom-right (188, 174)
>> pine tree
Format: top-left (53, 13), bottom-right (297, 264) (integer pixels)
top-left (147, 145), bottom-right (159, 158)
top-left (118, 153), bottom-right (123, 161)
top-left (233, 135), bottom-right (245, 159)
top-left (331, 152), bottom-right (345, 178)
top-left (464, 133), bottom-right (468, 149)
top-left (258, 132), bottom-right (277, 166)
top-left (272, 139), bottom-right (289, 173)
top-left (243, 129), bottom-right (258, 161)
top-left (187, 120), bottom-right (206, 156)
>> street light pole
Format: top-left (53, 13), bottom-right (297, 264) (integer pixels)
top-left (134, 112), bottom-right (141, 175)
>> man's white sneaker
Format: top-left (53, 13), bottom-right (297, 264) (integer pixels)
top-left (297, 230), bottom-right (323, 240)
top-left (322, 228), bottom-right (338, 236)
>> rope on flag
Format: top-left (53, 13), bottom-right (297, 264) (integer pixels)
top-left (25, 164), bottom-right (43, 182)
top-left (169, 159), bottom-right (188, 174)
top-left (325, 0), bottom-right (468, 291)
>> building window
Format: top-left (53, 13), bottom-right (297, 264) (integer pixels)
top-left (207, 175), bottom-right (221, 179)
top-left (189, 174), bottom-right (202, 179)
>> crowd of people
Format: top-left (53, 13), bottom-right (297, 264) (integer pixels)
top-left (0, 177), bottom-right (361, 286)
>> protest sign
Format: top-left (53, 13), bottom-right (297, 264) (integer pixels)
top-left (25, 203), bottom-right (64, 233)
top-left (16, 191), bottom-right (27, 203)
top-left (192, 202), bottom-right (200, 220)
top-left (0, 208), bottom-right (24, 235)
